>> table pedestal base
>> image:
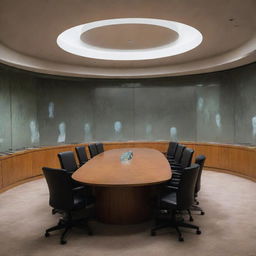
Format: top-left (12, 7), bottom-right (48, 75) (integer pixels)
top-left (95, 186), bottom-right (152, 224)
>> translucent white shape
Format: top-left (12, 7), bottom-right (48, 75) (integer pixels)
top-left (57, 122), bottom-right (66, 143)
top-left (170, 127), bottom-right (178, 141)
top-left (215, 113), bottom-right (221, 128)
top-left (114, 121), bottom-right (122, 133)
top-left (29, 120), bottom-right (40, 144)
top-left (197, 97), bottom-right (204, 111)
top-left (57, 18), bottom-right (203, 60)
top-left (252, 116), bottom-right (256, 137)
top-left (48, 102), bottom-right (54, 119)
top-left (84, 123), bottom-right (92, 141)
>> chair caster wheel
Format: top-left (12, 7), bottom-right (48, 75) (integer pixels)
top-left (151, 230), bottom-right (156, 236)
top-left (189, 217), bottom-right (194, 222)
top-left (45, 232), bottom-right (50, 237)
top-left (178, 237), bottom-right (184, 242)
top-left (60, 240), bottom-right (67, 245)
top-left (196, 230), bottom-right (201, 235)
top-left (201, 211), bottom-right (205, 215)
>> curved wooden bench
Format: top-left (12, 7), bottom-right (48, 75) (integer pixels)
top-left (0, 141), bottom-right (255, 193)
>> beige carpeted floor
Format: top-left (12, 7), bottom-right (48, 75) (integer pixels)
top-left (0, 170), bottom-right (256, 256)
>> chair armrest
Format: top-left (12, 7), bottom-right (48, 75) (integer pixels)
top-left (171, 177), bottom-right (181, 181)
top-left (72, 186), bottom-right (86, 192)
top-left (172, 170), bottom-right (182, 175)
top-left (171, 166), bottom-right (183, 171)
top-left (166, 185), bottom-right (178, 191)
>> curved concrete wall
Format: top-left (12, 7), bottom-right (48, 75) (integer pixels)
top-left (0, 63), bottom-right (256, 152)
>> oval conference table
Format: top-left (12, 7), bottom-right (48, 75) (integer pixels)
top-left (72, 148), bottom-right (172, 224)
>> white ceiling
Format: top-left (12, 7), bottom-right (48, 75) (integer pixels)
top-left (0, 0), bottom-right (256, 78)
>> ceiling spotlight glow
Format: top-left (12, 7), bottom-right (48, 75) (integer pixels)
top-left (57, 18), bottom-right (203, 61)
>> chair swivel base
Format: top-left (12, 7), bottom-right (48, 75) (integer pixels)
top-left (151, 215), bottom-right (201, 242)
top-left (45, 217), bottom-right (93, 244)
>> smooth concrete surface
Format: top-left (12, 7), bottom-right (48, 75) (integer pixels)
top-left (0, 71), bottom-right (37, 152)
top-left (0, 63), bottom-right (256, 151)
top-left (0, 72), bottom-right (11, 151)
top-left (0, 170), bottom-right (255, 256)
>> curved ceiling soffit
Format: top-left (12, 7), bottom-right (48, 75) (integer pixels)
top-left (0, 34), bottom-right (256, 78)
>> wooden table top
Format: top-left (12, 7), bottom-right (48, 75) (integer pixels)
top-left (72, 148), bottom-right (172, 187)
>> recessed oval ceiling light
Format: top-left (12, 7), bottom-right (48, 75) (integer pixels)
top-left (57, 18), bottom-right (203, 61)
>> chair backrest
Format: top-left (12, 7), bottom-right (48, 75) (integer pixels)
top-left (174, 144), bottom-right (186, 163)
top-left (167, 142), bottom-right (178, 157)
top-left (179, 148), bottom-right (194, 168)
top-left (57, 151), bottom-right (78, 173)
top-left (176, 164), bottom-right (200, 210)
top-left (195, 155), bottom-right (206, 194)
top-left (42, 167), bottom-right (74, 211)
top-left (88, 144), bottom-right (98, 158)
top-left (96, 143), bottom-right (104, 154)
top-left (75, 146), bottom-right (88, 166)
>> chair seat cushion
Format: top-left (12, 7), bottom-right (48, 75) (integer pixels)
top-left (161, 192), bottom-right (177, 208)
top-left (73, 195), bottom-right (86, 210)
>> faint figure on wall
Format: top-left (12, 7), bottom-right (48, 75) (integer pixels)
top-left (29, 120), bottom-right (40, 144)
top-left (114, 121), bottom-right (123, 140)
top-left (252, 116), bottom-right (256, 141)
top-left (197, 97), bottom-right (204, 111)
top-left (215, 113), bottom-right (222, 129)
top-left (57, 122), bottom-right (66, 143)
top-left (84, 123), bottom-right (92, 141)
top-left (170, 127), bottom-right (178, 142)
top-left (48, 102), bottom-right (54, 119)
top-left (203, 109), bottom-right (210, 122)
top-left (145, 124), bottom-right (153, 140)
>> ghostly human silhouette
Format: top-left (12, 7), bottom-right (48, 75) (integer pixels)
top-left (252, 116), bottom-right (256, 138)
top-left (29, 120), bottom-right (40, 144)
top-left (48, 102), bottom-right (54, 118)
top-left (170, 127), bottom-right (178, 141)
top-left (197, 97), bottom-right (204, 111)
top-left (84, 123), bottom-right (92, 141)
top-left (57, 122), bottom-right (66, 143)
top-left (215, 113), bottom-right (221, 128)
top-left (114, 121), bottom-right (123, 140)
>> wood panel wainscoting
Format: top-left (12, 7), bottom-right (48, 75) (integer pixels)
top-left (0, 141), bottom-right (255, 193)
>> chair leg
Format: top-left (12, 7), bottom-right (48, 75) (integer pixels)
top-left (45, 220), bottom-right (65, 236)
top-left (178, 222), bottom-right (201, 234)
top-left (191, 205), bottom-right (205, 215)
top-left (187, 209), bottom-right (194, 221)
top-left (45, 211), bottom-right (92, 244)
top-left (151, 222), bottom-right (172, 236)
top-left (60, 226), bottom-right (72, 244)
top-left (174, 225), bottom-right (184, 242)
top-left (151, 209), bottom-right (202, 241)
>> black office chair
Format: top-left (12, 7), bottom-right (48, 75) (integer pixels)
top-left (167, 154), bottom-right (206, 221)
top-left (166, 142), bottom-right (178, 160)
top-left (190, 155), bottom-right (206, 215)
top-left (151, 164), bottom-right (201, 242)
top-left (168, 144), bottom-right (186, 165)
top-left (75, 146), bottom-right (89, 166)
top-left (171, 148), bottom-right (194, 170)
top-left (58, 151), bottom-right (86, 192)
top-left (96, 143), bottom-right (104, 154)
top-left (58, 151), bottom-right (78, 173)
top-left (43, 167), bottom-right (93, 244)
top-left (88, 144), bottom-right (98, 158)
